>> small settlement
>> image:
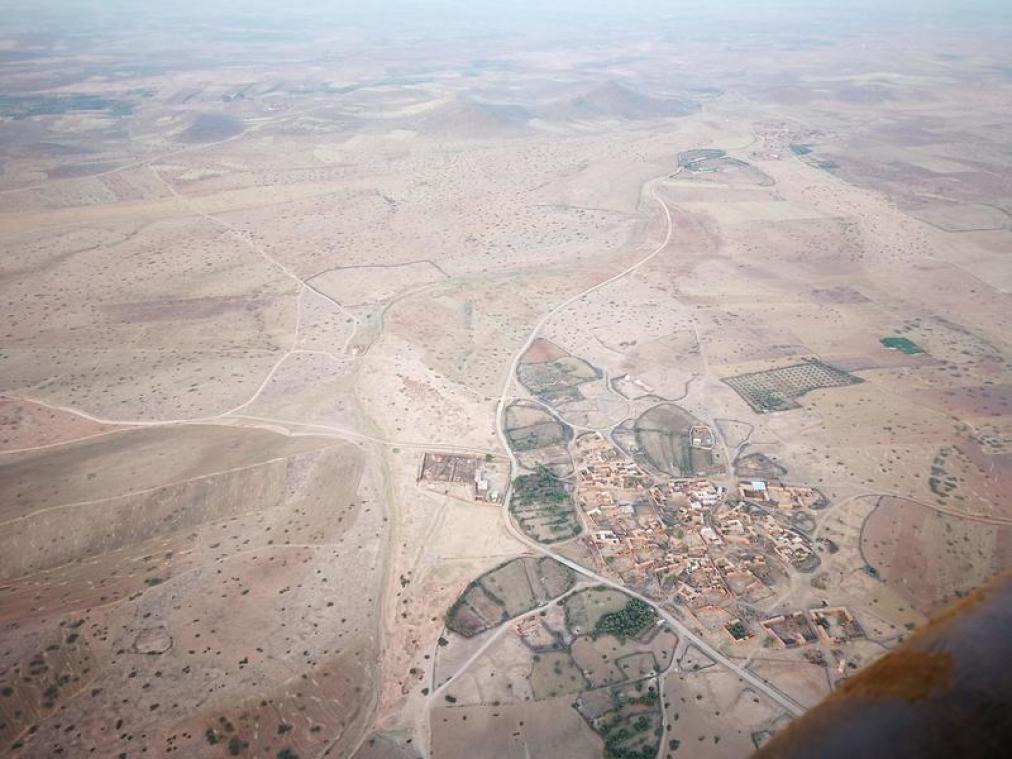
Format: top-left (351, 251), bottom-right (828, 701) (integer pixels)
top-left (570, 432), bottom-right (842, 642)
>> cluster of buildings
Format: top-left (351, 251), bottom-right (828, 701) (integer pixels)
top-left (571, 433), bottom-right (820, 618)
top-left (738, 480), bottom-right (827, 511)
top-left (761, 607), bottom-right (864, 648)
top-left (543, 430), bottom-right (873, 671)
top-left (714, 502), bottom-right (820, 572)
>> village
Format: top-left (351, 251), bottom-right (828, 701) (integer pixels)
top-left (570, 433), bottom-right (857, 648)
top-left (415, 433), bottom-right (865, 656)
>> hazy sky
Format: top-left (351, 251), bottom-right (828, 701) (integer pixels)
top-left (5, 0), bottom-right (1012, 28)
top-left (1, 0), bottom-right (1009, 55)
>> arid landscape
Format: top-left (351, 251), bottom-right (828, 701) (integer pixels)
top-left (0, 1), bottom-right (1010, 757)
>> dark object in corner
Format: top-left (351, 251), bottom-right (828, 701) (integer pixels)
top-left (754, 571), bottom-right (1012, 758)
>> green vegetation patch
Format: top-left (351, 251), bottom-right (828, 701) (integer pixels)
top-left (593, 599), bottom-right (656, 641)
top-left (513, 465), bottom-right (568, 505)
top-left (507, 421), bottom-right (567, 452)
top-left (678, 148), bottom-right (726, 166)
top-left (509, 466), bottom-right (581, 544)
top-left (563, 586), bottom-right (636, 636)
top-left (727, 621), bottom-right (749, 640)
top-left (576, 680), bottom-right (663, 759)
top-left (880, 336), bottom-right (925, 354)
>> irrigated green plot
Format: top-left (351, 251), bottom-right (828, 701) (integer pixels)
top-left (880, 336), bottom-right (925, 354)
top-left (678, 148), bottom-right (726, 166)
top-left (593, 598), bottom-right (656, 641)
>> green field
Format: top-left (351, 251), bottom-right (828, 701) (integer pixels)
top-left (880, 336), bottom-right (924, 354)
top-left (593, 598), bottom-right (656, 641)
top-left (677, 148), bottom-right (726, 166)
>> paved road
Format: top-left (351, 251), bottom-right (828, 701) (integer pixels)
top-left (492, 174), bottom-right (807, 719)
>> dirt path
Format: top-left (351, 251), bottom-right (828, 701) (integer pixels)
top-left (489, 171), bottom-right (808, 722)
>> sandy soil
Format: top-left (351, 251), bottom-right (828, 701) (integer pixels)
top-left (0, 6), bottom-right (1009, 757)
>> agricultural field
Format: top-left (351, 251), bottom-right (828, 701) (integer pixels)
top-left (634, 403), bottom-right (723, 477)
top-left (571, 626), bottom-right (677, 688)
top-left (445, 556), bottom-right (576, 637)
top-left (678, 148), bottom-right (727, 167)
top-left (563, 587), bottom-right (636, 636)
top-left (661, 668), bottom-right (789, 758)
top-left (722, 359), bottom-right (863, 413)
top-left (434, 582), bottom-right (676, 758)
top-left (880, 336), bottom-right (925, 355)
top-left (591, 598), bottom-right (658, 641)
top-left (532, 649), bottom-right (591, 699)
top-left (576, 679), bottom-right (663, 759)
top-left (678, 149), bottom-right (774, 187)
top-left (734, 452), bottom-right (787, 480)
top-left (510, 467), bottom-right (583, 543)
top-left (504, 400), bottom-right (575, 475)
top-left (518, 339), bottom-right (602, 404)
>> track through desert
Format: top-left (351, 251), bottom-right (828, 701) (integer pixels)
top-left (487, 175), bottom-right (808, 719)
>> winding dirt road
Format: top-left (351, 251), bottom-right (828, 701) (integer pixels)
top-left (491, 173), bottom-right (807, 719)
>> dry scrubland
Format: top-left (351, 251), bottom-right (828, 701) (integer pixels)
top-left (0, 424), bottom-right (380, 757)
top-left (0, 4), bottom-right (1010, 758)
